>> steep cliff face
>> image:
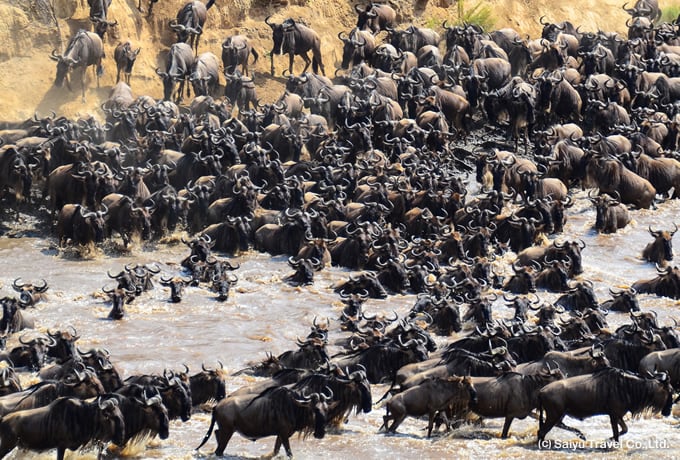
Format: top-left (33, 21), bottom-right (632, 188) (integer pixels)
top-left (0, 0), bottom-right (630, 121)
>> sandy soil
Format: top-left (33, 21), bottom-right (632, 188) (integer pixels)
top-left (0, 0), bottom-right (641, 121)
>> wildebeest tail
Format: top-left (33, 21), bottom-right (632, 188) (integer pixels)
top-left (196, 408), bottom-right (216, 450)
top-left (312, 56), bottom-right (319, 74)
top-left (376, 375), bottom-right (399, 404)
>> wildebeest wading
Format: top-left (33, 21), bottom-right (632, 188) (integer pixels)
top-left (537, 367), bottom-right (673, 443)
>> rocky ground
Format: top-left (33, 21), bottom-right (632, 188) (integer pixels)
top-left (0, 0), bottom-right (635, 122)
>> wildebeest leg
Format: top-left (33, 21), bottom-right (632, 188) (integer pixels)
top-left (81, 68), bottom-right (87, 102)
top-left (270, 52), bottom-right (276, 76)
top-left (214, 427), bottom-right (233, 456)
top-left (299, 52), bottom-right (311, 74)
top-left (288, 52), bottom-right (296, 75)
top-left (176, 80), bottom-right (185, 104)
top-left (609, 415), bottom-right (627, 440)
top-left (609, 414), bottom-right (619, 441)
top-left (312, 48), bottom-right (325, 76)
top-left (501, 416), bottom-right (514, 438)
top-left (280, 435), bottom-right (293, 457)
top-left (388, 412), bottom-right (407, 433)
top-left (537, 411), bottom-right (562, 442)
top-left (529, 412), bottom-right (586, 441)
top-left (0, 436), bottom-right (18, 459)
top-left (429, 411), bottom-right (449, 437)
top-left (57, 447), bottom-right (66, 460)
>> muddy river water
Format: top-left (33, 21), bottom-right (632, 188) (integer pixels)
top-left (1, 181), bottom-right (680, 460)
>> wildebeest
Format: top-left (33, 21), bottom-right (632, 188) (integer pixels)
top-left (11, 277), bottom-right (48, 307)
top-left (49, 30), bottom-right (104, 101)
top-left (265, 17), bottom-right (326, 76)
top-left (102, 285), bottom-right (135, 319)
top-left (0, 297), bottom-right (34, 334)
top-left (55, 204), bottom-right (108, 247)
top-left (590, 192), bottom-right (630, 234)
top-left (221, 35), bottom-right (258, 76)
top-left (189, 52), bottom-right (220, 97)
top-left (632, 264), bottom-right (680, 299)
top-left (601, 287), bottom-right (640, 312)
top-left (101, 193), bottom-right (152, 247)
top-left (381, 376), bottom-right (476, 437)
top-left (585, 154), bottom-right (656, 209)
top-left (114, 42), bottom-right (141, 86)
top-left (642, 225), bottom-right (676, 265)
top-left (537, 368), bottom-right (673, 442)
top-left (0, 146), bottom-right (32, 203)
top-left (190, 363), bottom-right (227, 405)
top-left (159, 275), bottom-right (192, 303)
top-left (196, 386), bottom-right (335, 457)
top-left (156, 43), bottom-right (196, 103)
top-left (469, 365), bottom-right (564, 438)
top-left (639, 349), bottom-right (680, 388)
top-left (107, 390), bottom-right (169, 446)
top-left (170, 0), bottom-right (216, 54)
top-left (355, 2), bottom-right (396, 35)
top-left (516, 346), bottom-right (610, 377)
top-left (87, 0), bottom-right (115, 39)
top-left (0, 396), bottom-right (125, 459)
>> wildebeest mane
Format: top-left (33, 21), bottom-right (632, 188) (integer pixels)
top-left (292, 373), bottom-right (370, 424)
top-left (246, 386), bottom-right (317, 437)
top-left (602, 338), bottom-right (659, 371)
top-left (442, 351), bottom-right (500, 376)
top-left (42, 397), bottom-right (107, 449)
top-left (591, 367), bottom-right (669, 417)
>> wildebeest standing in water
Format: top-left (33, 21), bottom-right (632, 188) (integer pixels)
top-left (49, 30), bottom-right (104, 102)
top-left (196, 386), bottom-right (335, 457)
top-left (537, 367), bottom-right (673, 443)
top-left (642, 224), bottom-right (676, 266)
top-left (0, 396), bottom-right (126, 459)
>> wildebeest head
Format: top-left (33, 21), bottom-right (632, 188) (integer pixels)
top-left (604, 286), bottom-right (640, 312)
top-left (211, 274), bottom-right (238, 301)
top-left (96, 396), bottom-right (127, 447)
top-left (79, 347), bottom-right (124, 392)
top-left (160, 275), bottom-right (192, 303)
top-left (190, 362), bottom-right (226, 405)
top-left (0, 296), bottom-right (27, 335)
top-left (11, 278), bottom-right (48, 307)
top-left (648, 225), bottom-right (676, 262)
top-left (285, 257), bottom-right (321, 287)
top-left (102, 286), bottom-right (135, 319)
top-left (63, 365), bottom-right (107, 397)
top-left (292, 387), bottom-right (335, 439)
top-left (265, 16), bottom-right (292, 56)
top-left (50, 49), bottom-right (78, 89)
top-left (14, 333), bottom-right (57, 370)
top-left (77, 204), bottom-right (108, 244)
top-left (46, 327), bottom-right (80, 363)
top-left (134, 388), bottom-right (170, 440)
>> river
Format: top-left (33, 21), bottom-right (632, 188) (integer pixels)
top-left (0, 182), bottom-right (679, 460)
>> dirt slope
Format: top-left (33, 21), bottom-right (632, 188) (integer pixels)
top-left (0, 0), bottom-right (642, 121)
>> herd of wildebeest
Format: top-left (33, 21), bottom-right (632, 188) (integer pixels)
top-left (5, 0), bottom-right (680, 457)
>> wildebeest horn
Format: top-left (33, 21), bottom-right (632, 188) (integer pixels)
top-left (49, 49), bottom-right (62, 61)
top-left (321, 386), bottom-right (333, 401)
top-left (12, 278), bottom-right (26, 291)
